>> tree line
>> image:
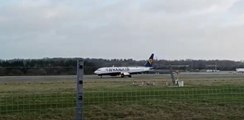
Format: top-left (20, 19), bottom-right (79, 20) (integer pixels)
top-left (0, 58), bottom-right (244, 76)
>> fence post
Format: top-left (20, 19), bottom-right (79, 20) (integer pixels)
top-left (76, 60), bottom-right (84, 120)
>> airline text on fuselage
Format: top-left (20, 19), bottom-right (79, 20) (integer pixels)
top-left (106, 67), bottom-right (130, 72)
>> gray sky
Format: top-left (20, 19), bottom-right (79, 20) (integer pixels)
top-left (1, 0), bottom-right (244, 60)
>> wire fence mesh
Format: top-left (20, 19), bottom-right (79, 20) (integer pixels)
top-left (83, 73), bottom-right (244, 120)
top-left (1, 68), bottom-right (244, 120)
top-left (0, 69), bottom-right (77, 120)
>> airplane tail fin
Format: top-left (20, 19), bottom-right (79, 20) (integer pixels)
top-left (144, 53), bottom-right (154, 67)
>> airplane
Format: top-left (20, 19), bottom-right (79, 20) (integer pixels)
top-left (236, 68), bottom-right (244, 73)
top-left (94, 54), bottom-right (154, 78)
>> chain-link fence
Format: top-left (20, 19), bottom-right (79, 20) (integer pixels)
top-left (84, 73), bottom-right (244, 120)
top-left (0, 67), bottom-right (77, 120)
top-left (1, 67), bottom-right (244, 120)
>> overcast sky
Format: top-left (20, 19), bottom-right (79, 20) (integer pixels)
top-left (1, 0), bottom-right (244, 60)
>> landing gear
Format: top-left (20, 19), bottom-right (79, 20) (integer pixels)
top-left (121, 74), bottom-right (125, 78)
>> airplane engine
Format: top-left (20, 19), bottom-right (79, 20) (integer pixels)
top-left (120, 72), bottom-right (131, 78)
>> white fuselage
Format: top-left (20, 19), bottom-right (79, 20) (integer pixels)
top-left (94, 66), bottom-right (151, 76)
top-left (236, 68), bottom-right (244, 73)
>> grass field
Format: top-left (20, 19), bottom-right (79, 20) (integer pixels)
top-left (1, 73), bottom-right (244, 120)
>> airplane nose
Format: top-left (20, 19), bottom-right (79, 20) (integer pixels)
top-left (94, 70), bottom-right (98, 74)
